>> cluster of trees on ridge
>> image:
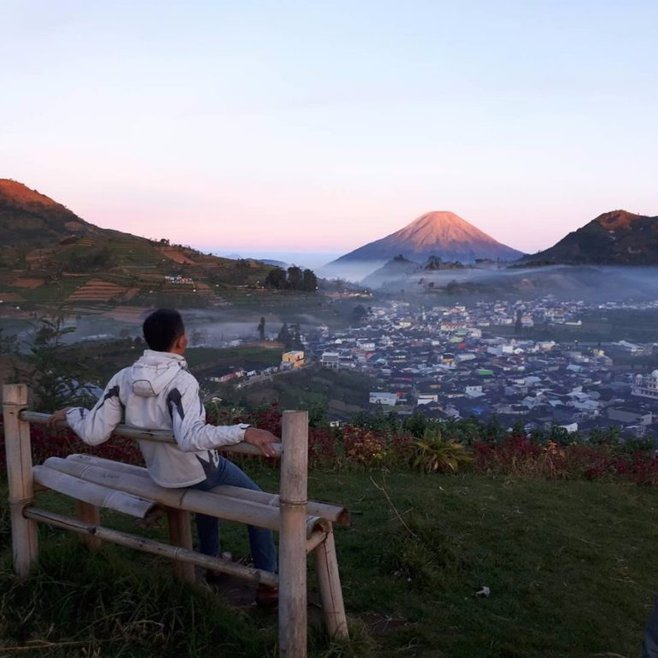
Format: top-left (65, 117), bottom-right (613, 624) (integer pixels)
top-left (264, 266), bottom-right (317, 291)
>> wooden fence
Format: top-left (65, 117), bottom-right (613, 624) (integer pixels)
top-left (2, 383), bottom-right (349, 658)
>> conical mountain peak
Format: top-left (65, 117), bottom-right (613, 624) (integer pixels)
top-left (392, 211), bottom-right (506, 249)
top-left (328, 210), bottom-right (523, 276)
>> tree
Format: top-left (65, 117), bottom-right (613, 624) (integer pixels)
top-left (287, 266), bottom-right (303, 290)
top-left (351, 304), bottom-right (368, 325)
top-left (302, 269), bottom-right (317, 291)
top-left (24, 314), bottom-right (95, 411)
top-left (515, 309), bottom-right (523, 334)
top-left (290, 323), bottom-right (303, 350)
top-left (264, 267), bottom-right (286, 289)
top-left (257, 316), bottom-right (266, 341)
top-left (277, 323), bottom-right (291, 347)
top-left (425, 255), bottom-right (443, 270)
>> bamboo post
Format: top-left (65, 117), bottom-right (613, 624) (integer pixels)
top-left (167, 509), bottom-right (196, 583)
top-left (2, 384), bottom-right (39, 577)
top-left (315, 527), bottom-right (349, 640)
top-left (279, 410), bottom-right (308, 658)
top-left (75, 501), bottom-right (101, 550)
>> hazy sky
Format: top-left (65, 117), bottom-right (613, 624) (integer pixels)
top-left (2, 0), bottom-right (657, 263)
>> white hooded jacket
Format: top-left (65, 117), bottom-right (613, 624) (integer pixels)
top-left (66, 350), bottom-right (248, 487)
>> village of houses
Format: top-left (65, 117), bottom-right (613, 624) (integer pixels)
top-left (208, 296), bottom-right (658, 440)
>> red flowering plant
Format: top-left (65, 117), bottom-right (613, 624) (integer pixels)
top-left (341, 424), bottom-right (389, 467)
top-left (471, 424), bottom-right (658, 484)
top-left (248, 402), bottom-right (283, 437)
top-left (308, 426), bottom-right (338, 467)
top-left (390, 432), bottom-right (417, 465)
top-left (206, 401), bottom-right (341, 469)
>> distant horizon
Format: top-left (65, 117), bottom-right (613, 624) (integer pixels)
top-left (210, 249), bottom-right (342, 270)
top-left (3, 175), bottom-right (655, 267)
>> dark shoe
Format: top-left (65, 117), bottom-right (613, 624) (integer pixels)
top-left (205, 552), bottom-right (233, 586)
top-left (256, 584), bottom-right (278, 608)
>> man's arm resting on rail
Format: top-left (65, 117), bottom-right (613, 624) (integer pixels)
top-left (48, 375), bottom-right (123, 446)
top-left (171, 379), bottom-right (280, 457)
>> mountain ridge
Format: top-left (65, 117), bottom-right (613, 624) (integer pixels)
top-left (0, 179), bottom-right (280, 308)
top-left (0, 178), bottom-right (151, 249)
top-left (522, 209), bottom-right (658, 266)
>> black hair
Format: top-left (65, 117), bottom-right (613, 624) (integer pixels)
top-left (142, 308), bottom-right (185, 352)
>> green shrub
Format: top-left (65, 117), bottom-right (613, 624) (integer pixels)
top-left (410, 429), bottom-right (473, 474)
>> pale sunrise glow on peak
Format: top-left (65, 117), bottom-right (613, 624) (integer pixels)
top-left (1, 0), bottom-right (657, 262)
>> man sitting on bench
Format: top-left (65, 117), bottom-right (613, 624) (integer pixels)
top-left (50, 308), bottom-right (280, 606)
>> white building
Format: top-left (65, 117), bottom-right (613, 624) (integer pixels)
top-left (369, 392), bottom-right (398, 406)
top-left (321, 352), bottom-right (340, 369)
top-left (632, 371), bottom-right (658, 400)
top-left (465, 385), bottom-right (484, 398)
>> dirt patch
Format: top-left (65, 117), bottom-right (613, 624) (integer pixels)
top-left (13, 277), bottom-right (45, 289)
top-left (25, 249), bottom-right (53, 266)
top-left (0, 292), bottom-right (24, 302)
top-left (68, 279), bottom-right (131, 303)
top-left (161, 248), bottom-right (196, 265)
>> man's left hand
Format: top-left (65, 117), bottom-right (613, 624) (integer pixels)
top-left (243, 427), bottom-right (281, 458)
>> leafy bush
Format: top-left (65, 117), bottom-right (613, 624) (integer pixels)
top-left (410, 430), bottom-right (472, 474)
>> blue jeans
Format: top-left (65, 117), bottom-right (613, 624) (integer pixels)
top-left (192, 456), bottom-right (277, 573)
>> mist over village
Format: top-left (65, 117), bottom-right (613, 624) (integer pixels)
top-left (2, 2), bottom-right (658, 657)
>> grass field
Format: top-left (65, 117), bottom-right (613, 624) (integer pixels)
top-left (2, 467), bottom-right (658, 657)
top-left (217, 366), bottom-right (379, 419)
top-left (186, 345), bottom-right (284, 373)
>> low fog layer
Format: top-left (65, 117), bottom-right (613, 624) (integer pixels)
top-left (3, 308), bottom-right (332, 350)
top-left (361, 264), bottom-right (658, 303)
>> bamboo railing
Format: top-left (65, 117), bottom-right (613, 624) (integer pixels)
top-left (2, 383), bottom-right (349, 658)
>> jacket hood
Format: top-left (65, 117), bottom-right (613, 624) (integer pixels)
top-left (130, 350), bottom-right (187, 398)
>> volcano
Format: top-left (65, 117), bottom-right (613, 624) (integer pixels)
top-left (325, 211), bottom-right (523, 279)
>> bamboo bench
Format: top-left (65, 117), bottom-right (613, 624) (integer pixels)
top-left (3, 384), bottom-right (349, 658)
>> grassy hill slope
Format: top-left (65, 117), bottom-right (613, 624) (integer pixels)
top-left (1, 470), bottom-right (657, 656)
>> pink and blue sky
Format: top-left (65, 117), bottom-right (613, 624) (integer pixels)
top-left (2, 0), bottom-right (657, 267)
